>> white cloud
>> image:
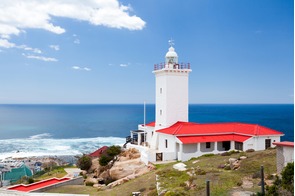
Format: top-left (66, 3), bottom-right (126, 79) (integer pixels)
top-left (0, 38), bottom-right (15, 48)
top-left (120, 64), bottom-right (128, 67)
top-left (49, 45), bottom-right (60, 51)
top-left (22, 53), bottom-right (58, 62)
top-left (72, 66), bottom-right (91, 71)
top-left (74, 39), bottom-right (80, 44)
top-left (0, 0), bottom-right (146, 38)
top-left (0, 39), bottom-right (42, 54)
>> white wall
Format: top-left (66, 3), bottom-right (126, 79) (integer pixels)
top-left (282, 146), bottom-right (294, 165)
top-left (158, 134), bottom-right (176, 152)
top-left (154, 70), bottom-right (190, 130)
top-left (248, 136), bottom-right (281, 151)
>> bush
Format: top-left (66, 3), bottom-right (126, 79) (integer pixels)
top-left (246, 149), bottom-right (255, 153)
top-left (28, 177), bottom-right (34, 184)
top-left (99, 155), bottom-right (112, 166)
top-left (281, 162), bottom-right (294, 192)
top-left (106, 145), bottom-right (122, 157)
top-left (77, 155), bottom-right (92, 171)
top-left (85, 181), bottom-right (94, 186)
top-left (99, 145), bottom-right (122, 166)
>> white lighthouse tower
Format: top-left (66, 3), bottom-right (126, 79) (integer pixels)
top-left (153, 40), bottom-right (192, 130)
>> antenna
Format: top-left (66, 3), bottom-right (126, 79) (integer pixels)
top-left (168, 39), bottom-right (174, 47)
top-left (144, 101), bottom-right (146, 126)
top-left (144, 101), bottom-right (146, 147)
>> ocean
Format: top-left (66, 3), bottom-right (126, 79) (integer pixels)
top-left (0, 104), bottom-right (293, 159)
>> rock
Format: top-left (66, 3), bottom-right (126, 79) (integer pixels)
top-left (239, 156), bottom-right (247, 160)
top-left (231, 160), bottom-right (241, 170)
top-left (85, 177), bottom-right (97, 184)
top-left (229, 158), bottom-right (237, 164)
top-left (242, 177), bottom-right (253, 189)
top-left (109, 158), bottom-right (148, 180)
top-left (192, 160), bottom-right (199, 164)
top-left (99, 170), bottom-right (110, 179)
top-left (173, 163), bottom-right (187, 171)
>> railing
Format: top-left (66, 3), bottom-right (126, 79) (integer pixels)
top-left (154, 62), bottom-right (191, 71)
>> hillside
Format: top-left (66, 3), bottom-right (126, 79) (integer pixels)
top-left (47, 148), bottom-right (277, 196)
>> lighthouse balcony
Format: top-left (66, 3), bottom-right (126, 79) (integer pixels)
top-left (154, 62), bottom-right (190, 71)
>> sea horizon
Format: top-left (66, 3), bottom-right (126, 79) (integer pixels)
top-left (0, 104), bottom-right (293, 159)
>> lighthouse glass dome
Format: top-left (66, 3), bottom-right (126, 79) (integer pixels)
top-left (165, 46), bottom-right (178, 64)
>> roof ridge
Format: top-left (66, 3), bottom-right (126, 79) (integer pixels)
top-left (173, 124), bottom-right (183, 135)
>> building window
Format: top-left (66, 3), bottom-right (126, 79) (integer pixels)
top-left (160, 88), bottom-right (162, 94)
top-left (165, 139), bottom-right (168, 148)
top-left (235, 142), bottom-right (243, 151)
top-left (206, 142), bottom-right (211, 148)
top-left (160, 109), bottom-right (162, 115)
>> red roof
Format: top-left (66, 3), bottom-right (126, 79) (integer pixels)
top-left (145, 122), bottom-right (155, 127)
top-left (156, 121), bottom-right (283, 136)
top-left (177, 134), bottom-right (251, 144)
top-left (273, 141), bottom-right (294, 147)
top-left (89, 146), bottom-right (108, 158)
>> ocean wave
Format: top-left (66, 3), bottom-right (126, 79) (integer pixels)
top-left (29, 133), bottom-right (52, 139)
top-left (0, 136), bottom-right (126, 160)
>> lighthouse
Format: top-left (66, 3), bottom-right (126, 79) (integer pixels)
top-left (153, 40), bottom-right (192, 130)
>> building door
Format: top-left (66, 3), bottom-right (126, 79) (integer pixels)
top-left (156, 153), bottom-right (163, 161)
top-left (265, 139), bottom-right (271, 149)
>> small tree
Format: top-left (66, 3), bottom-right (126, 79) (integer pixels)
top-left (266, 162), bottom-right (294, 196)
top-left (106, 145), bottom-right (121, 157)
top-left (77, 155), bottom-right (92, 171)
top-left (281, 162), bottom-right (294, 193)
top-left (98, 145), bottom-right (122, 166)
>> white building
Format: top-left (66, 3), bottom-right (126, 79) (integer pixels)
top-left (273, 141), bottom-right (294, 173)
top-left (126, 41), bottom-right (284, 164)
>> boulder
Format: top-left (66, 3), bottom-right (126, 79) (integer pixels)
top-left (109, 158), bottom-right (148, 180)
top-left (229, 158), bottom-right (237, 164)
top-left (239, 156), bottom-right (247, 160)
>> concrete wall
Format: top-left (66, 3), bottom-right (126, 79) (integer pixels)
top-left (32, 177), bottom-right (84, 193)
top-left (276, 146), bottom-right (294, 173)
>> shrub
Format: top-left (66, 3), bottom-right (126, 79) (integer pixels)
top-left (201, 153), bottom-right (215, 157)
top-left (281, 162), bottom-right (294, 193)
top-left (246, 149), bottom-right (255, 153)
top-left (99, 155), bottom-right (112, 166)
top-left (77, 155), bottom-right (92, 171)
top-left (28, 177), bottom-right (34, 184)
top-left (85, 181), bottom-right (94, 186)
top-left (106, 145), bottom-right (121, 157)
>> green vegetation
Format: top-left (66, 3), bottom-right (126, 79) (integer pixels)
top-left (99, 145), bottom-right (122, 166)
top-left (47, 149), bottom-right (278, 196)
top-left (77, 155), bottom-right (92, 171)
top-left (266, 162), bottom-right (294, 196)
top-left (33, 165), bottom-right (70, 181)
top-left (156, 149), bottom-right (277, 195)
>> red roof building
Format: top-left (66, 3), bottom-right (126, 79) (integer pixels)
top-left (88, 146), bottom-right (108, 158)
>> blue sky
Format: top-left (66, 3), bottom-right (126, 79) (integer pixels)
top-left (0, 0), bottom-right (293, 104)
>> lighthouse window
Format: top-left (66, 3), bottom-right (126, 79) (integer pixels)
top-left (160, 88), bottom-right (162, 94)
top-left (165, 139), bottom-right (168, 148)
top-left (160, 109), bottom-right (162, 115)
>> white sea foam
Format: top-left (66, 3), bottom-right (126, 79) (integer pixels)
top-left (29, 133), bottom-right (52, 139)
top-left (0, 135), bottom-right (125, 160)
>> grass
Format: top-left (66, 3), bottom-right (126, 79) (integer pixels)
top-left (156, 149), bottom-right (277, 195)
top-left (33, 166), bottom-right (68, 181)
top-left (46, 149), bottom-right (277, 196)
top-left (47, 170), bottom-right (157, 196)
